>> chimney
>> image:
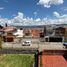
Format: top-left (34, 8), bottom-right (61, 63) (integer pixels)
top-left (5, 23), bottom-right (8, 27)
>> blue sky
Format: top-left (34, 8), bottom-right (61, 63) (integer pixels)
top-left (0, 0), bottom-right (67, 25)
top-left (0, 0), bottom-right (67, 19)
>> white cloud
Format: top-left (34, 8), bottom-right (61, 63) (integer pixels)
top-left (53, 11), bottom-right (67, 18)
top-left (0, 7), bottom-right (4, 10)
top-left (12, 12), bottom-right (67, 25)
top-left (16, 12), bottom-right (24, 19)
top-left (37, 0), bottom-right (64, 8)
top-left (13, 12), bottom-right (24, 23)
top-left (37, 0), bottom-right (50, 8)
top-left (53, 11), bottom-right (60, 17)
top-left (34, 12), bottom-right (37, 15)
top-left (33, 11), bottom-right (38, 18)
top-left (35, 18), bottom-right (41, 21)
top-left (0, 12), bottom-right (67, 26)
top-left (50, 0), bottom-right (64, 5)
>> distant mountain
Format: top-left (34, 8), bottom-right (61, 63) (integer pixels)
top-left (11, 24), bottom-right (67, 29)
top-left (13, 25), bottom-right (45, 28)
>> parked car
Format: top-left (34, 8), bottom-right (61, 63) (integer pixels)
top-left (22, 41), bottom-right (32, 46)
top-left (63, 42), bottom-right (67, 48)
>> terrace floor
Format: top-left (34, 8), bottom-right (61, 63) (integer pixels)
top-left (42, 55), bottom-right (67, 67)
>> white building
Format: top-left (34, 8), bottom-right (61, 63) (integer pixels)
top-left (13, 29), bottom-right (24, 38)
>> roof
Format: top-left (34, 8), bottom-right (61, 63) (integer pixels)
top-left (42, 55), bottom-right (67, 67)
top-left (0, 25), bottom-right (3, 29)
top-left (0, 26), bottom-right (16, 33)
top-left (53, 27), bottom-right (65, 30)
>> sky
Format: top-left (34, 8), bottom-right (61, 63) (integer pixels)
top-left (0, 0), bottom-right (67, 26)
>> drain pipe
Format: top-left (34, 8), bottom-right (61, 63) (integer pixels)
top-left (34, 50), bottom-right (39, 67)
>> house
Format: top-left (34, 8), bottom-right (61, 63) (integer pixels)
top-left (64, 27), bottom-right (67, 37)
top-left (13, 28), bottom-right (24, 37)
top-left (3, 26), bottom-right (16, 34)
top-left (0, 25), bottom-right (3, 29)
top-left (14, 25), bottom-right (46, 38)
top-left (16, 25), bottom-right (46, 38)
top-left (31, 28), bottom-right (44, 38)
top-left (0, 25), bottom-right (4, 36)
top-left (53, 27), bottom-right (66, 36)
top-left (1, 26), bottom-right (17, 42)
top-left (23, 28), bottom-right (44, 38)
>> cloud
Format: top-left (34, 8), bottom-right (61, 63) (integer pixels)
top-left (53, 11), bottom-right (67, 18)
top-left (10, 12), bottom-right (67, 25)
top-left (53, 11), bottom-right (60, 17)
top-left (0, 12), bottom-right (67, 26)
top-left (0, 18), bottom-right (9, 26)
top-left (37, 0), bottom-right (64, 8)
top-left (33, 11), bottom-right (38, 18)
top-left (50, 0), bottom-right (64, 5)
top-left (34, 12), bottom-right (37, 15)
top-left (16, 12), bottom-right (24, 19)
top-left (37, 0), bottom-right (50, 8)
top-left (35, 18), bottom-right (41, 21)
top-left (0, 7), bottom-right (4, 10)
top-left (13, 12), bottom-right (24, 23)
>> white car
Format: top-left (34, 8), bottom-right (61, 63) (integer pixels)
top-left (22, 41), bottom-right (32, 46)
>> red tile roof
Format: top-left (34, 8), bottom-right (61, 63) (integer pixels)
top-left (0, 26), bottom-right (16, 33)
top-left (42, 55), bottom-right (67, 67)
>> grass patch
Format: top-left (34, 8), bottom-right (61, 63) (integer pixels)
top-left (0, 54), bottom-right (34, 67)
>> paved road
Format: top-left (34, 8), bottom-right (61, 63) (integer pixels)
top-left (1, 38), bottom-right (67, 54)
